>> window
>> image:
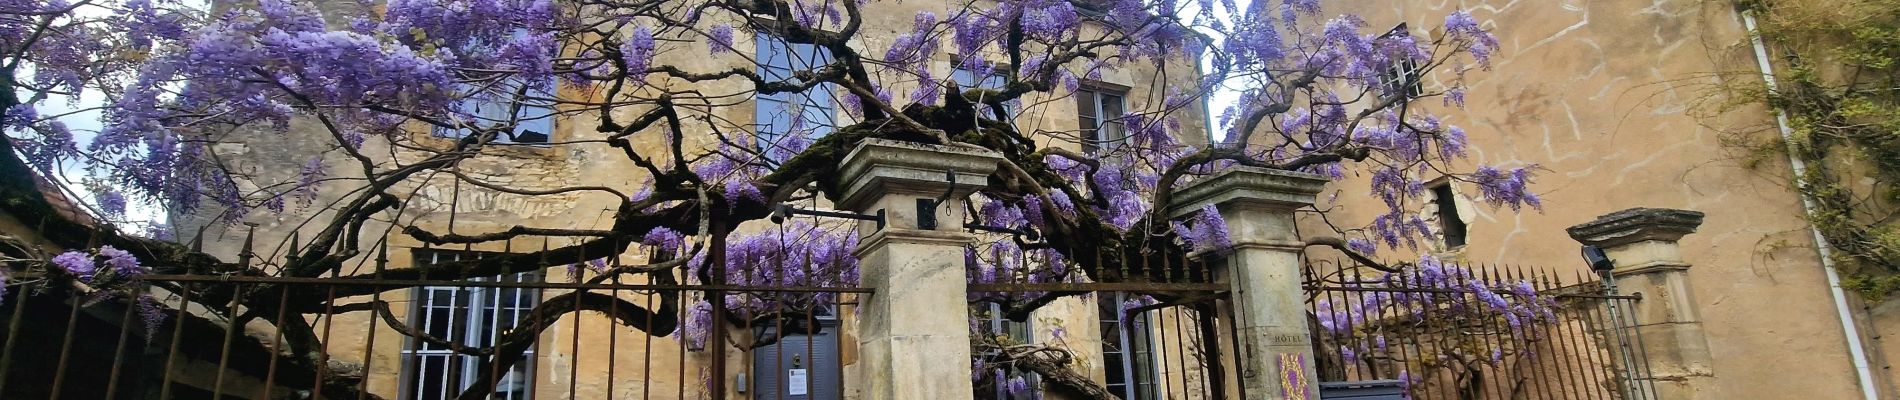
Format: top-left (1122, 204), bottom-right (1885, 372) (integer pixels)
top-left (1099, 293), bottom-right (1157, 399)
top-left (755, 35), bottom-right (837, 152)
top-left (446, 29), bottom-right (556, 144)
top-left (1077, 87), bottom-right (1126, 154)
top-left (402, 250), bottom-right (542, 400)
top-left (952, 63), bottom-right (1013, 118)
top-left (973, 304), bottom-right (1037, 399)
top-left (1378, 23), bottom-right (1423, 100)
top-left (1381, 58), bottom-right (1424, 100)
top-left (1430, 181), bottom-right (1468, 248)
top-left (454, 82), bottom-right (556, 144)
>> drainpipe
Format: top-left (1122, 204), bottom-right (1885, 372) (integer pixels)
top-left (1739, 8), bottom-right (1880, 400)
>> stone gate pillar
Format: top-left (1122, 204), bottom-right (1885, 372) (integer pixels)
top-left (1169, 166), bottom-right (1327, 400)
top-left (1567, 208), bottom-right (1717, 400)
top-left (835, 139), bottom-right (1001, 400)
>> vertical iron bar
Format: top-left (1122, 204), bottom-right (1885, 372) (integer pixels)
top-left (1225, 292), bottom-right (1247, 400)
top-left (1636, 299), bottom-right (1663, 398)
top-left (1320, 268), bottom-right (1347, 382)
top-left (49, 294), bottom-right (79, 397)
top-left (607, 243), bottom-right (621, 400)
top-left (0, 278), bottom-right (34, 394)
top-left (1547, 273), bottom-right (1590, 400)
top-left (105, 287), bottom-right (142, 400)
top-left (212, 284), bottom-right (244, 398)
top-left (1574, 271), bottom-right (1617, 399)
top-left (261, 285), bottom-right (291, 398)
top-left (676, 286), bottom-right (687, 399)
top-left (313, 272), bottom-right (339, 398)
top-left (1620, 297), bottom-right (1661, 399)
top-left (1475, 263), bottom-right (1512, 399)
top-left (1604, 273), bottom-right (1647, 400)
top-left (158, 286), bottom-right (191, 400)
top-left (1412, 266), bottom-right (1452, 400)
top-left (709, 219), bottom-right (729, 400)
top-left (568, 248), bottom-right (585, 399)
top-left (1478, 263), bottom-right (1514, 399)
top-left (1196, 300), bottom-right (1225, 400)
top-left (1509, 265), bottom-right (1556, 400)
top-left (359, 242), bottom-right (389, 399)
top-left (640, 282), bottom-right (656, 400)
top-left (639, 250), bottom-right (656, 400)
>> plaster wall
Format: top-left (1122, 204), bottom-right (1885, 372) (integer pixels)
top-left (1310, 1), bottom-right (1875, 398)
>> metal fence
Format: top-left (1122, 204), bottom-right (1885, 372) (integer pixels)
top-left (967, 252), bottom-right (1236, 400)
top-left (0, 245), bottom-right (866, 400)
top-left (1303, 260), bottom-right (1657, 400)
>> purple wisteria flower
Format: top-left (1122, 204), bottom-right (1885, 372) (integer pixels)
top-left (98, 245), bottom-right (145, 277)
top-left (52, 251), bottom-right (96, 282)
top-left (682, 300), bottom-right (713, 350)
top-left (96, 190), bottom-right (128, 218)
top-left (622, 25), bottom-right (655, 79)
top-left (708, 24), bottom-right (735, 54)
top-left (136, 294), bottom-right (168, 340)
top-left (1346, 238), bottom-right (1378, 256)
top-left (643, 227), bottom-right (686, 253)
top-left (1173, 204), bottom-right (1232, 253)
top-left (1444, 10), bottom-right (1499, 68)
top-left (909, 70), bottom-right (941, 106)
top-left (1469, 166), bottom-right (1542, 211)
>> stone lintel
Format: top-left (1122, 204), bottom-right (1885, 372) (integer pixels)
top-left (1566, 207), bottom-right (1705, 249)
top-left (834, 139), bottom-right (1005, 212)
top-left (1165, 166), bottom-right (1327, 219)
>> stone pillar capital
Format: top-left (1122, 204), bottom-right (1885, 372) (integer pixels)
top-left (1166, 166), bottom-right (1328, 218)
top-left (834, 139), bottom-right (1003, 212)
top-left (1567, 208), bottom-right (1705, 275)
top-left (1566, 208), bottom-right (1706, 249)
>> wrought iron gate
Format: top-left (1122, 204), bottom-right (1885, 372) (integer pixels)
top-left (1304, 259), bottom-right (1658, 400)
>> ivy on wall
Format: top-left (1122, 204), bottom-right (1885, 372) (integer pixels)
top-left (1730, 0), bottom-right (1900, 298)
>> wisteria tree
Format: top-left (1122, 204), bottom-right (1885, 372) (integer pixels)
top-left (0, 0), bottom-right (1545, 398)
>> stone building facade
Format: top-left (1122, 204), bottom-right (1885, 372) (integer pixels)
top-left (1310, 0), bottom-right (1896, 399)
top-left (168, 1), bottom-right (1900, 399)
top-left (171, 2), bottom-right (1211, 399)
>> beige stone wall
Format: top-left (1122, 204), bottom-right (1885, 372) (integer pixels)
top-left (1311, 0), bottom-right (1876, 398)
top-left (171, 2), bottom-right (1210, 399)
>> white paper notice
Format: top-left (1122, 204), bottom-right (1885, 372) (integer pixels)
top-left (788, 369), bottom-right (809, 396)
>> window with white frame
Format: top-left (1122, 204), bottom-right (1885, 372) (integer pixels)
top-left (1378, 23), bottom-right (1424, 100)
top-left (1099, 293), bottom-right (1158, 399)
top-left (1076, 87), bottom-right (1126, 154)
top-left (1381, 57), bottom-right (1424, 100)
top-left (972, 303), bottom-right (1037, 399)
top-left (401, 250), bottom-right (542, 400)
top-left (951, 63), bottom-right (1013, 118)
top-left (755, 34), bottom-right (837, 153)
